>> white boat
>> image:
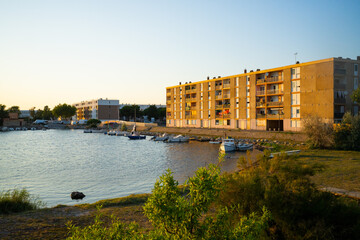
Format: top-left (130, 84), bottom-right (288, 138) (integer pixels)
top-left (209, 141), bottom-right (221, 144)
top-left (237, 143), bottom-right (253, 151)
top-left (167, 135), bottom-right (189, 143)
top-left (270, 150), bottom-right (301, 158)
top-left (84, 129), bottom-right (92, 133)
top-left (153, 133), bottom-right (169, 141)
top-left (220, 138), bottom-right (236, 152)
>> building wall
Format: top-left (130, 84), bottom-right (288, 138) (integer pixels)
top-left (73, 99), bottom-right (119, 121)
top-left (166, 57), bottom-right (360, 131)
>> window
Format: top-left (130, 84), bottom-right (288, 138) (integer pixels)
top-left (236, 109), bottom-right (239, 118)
top-left (291, 67), bottom-right (300, 79)
top-left (236, 77), bottom-right (239, 87)
top-left (355, 78), bottom-right (359, 90)
top-left (291, 107), bottom-right (300, 118)
top-left (246, 76), bottom-right (250, 85)
top-left (236, 88), bottom-right (239, 97)
top-left (355, 64), bottom-right (358, 76)
top-left (291, 80), bottom-right (300, 92)
top-left (291, 93), bottom-right (300, 105)
top-left (246, 109), bottom-right (250, 118)
top-left (291, 120), bottom-right (301, 128)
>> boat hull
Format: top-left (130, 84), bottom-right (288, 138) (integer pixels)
top-left (128, 135), bottom-right (146, 140)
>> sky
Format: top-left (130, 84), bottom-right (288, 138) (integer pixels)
top-left (0, 0), bottom-right (360, 110)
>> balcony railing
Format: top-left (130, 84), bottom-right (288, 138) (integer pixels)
top-left (215, 105), bottom-right (223, 109)
top-left (267, 114), bottom-right (284, 119)
top-left (166, 92), bottom-right (171, 96)
top-left (256, 79), bottom-right (265, 84)
top-left (166, 100), bottom-right (172, 104)
top-left (223, 94), bottom-right (230, 99)
top-left (267, 101), bottom-right (284, 107)
top-left (166, 108), bottom-right (172, 112)
top-left (256, 102), bottom-right (266, 107)
top-left (185, 107), bottom-right (191, 111)
top-left (191, 97), bottom-right (197, 101)
top-left (185, 98), bottom-right (191, 102)
top-left (334, 98), bottom-right (346, 104)
top-left (223, 104), bottom-right (231, 108)
top-left (334, 112), bottom-right (345, 119)
top-left (256, 114), bottom-right (266, 118)
top-left (215, 95), bottom-right (222, 99)
top-left (215, 85), bottom-right (222, 90)
top-left (267, 89), bottom-right (284, 95)
top-left (185, 114), bottom-right (197, 119)
top-left (266, 76), bottom-right (282, 83)
top-left (223, 84), bottom-right (230, 88)
top-left (256, 91), bottom-right (265, 95)
top-left (215, 114), bottom-right (231, 118)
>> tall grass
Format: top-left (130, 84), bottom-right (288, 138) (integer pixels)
top-left (0, 188), bottom-right (45, 214)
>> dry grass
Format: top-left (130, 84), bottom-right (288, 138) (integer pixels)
top-left (297, 149), bottom-right (360, 192)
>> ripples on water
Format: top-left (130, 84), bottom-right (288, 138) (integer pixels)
top-left (0, 129), bottom-right (256, 207)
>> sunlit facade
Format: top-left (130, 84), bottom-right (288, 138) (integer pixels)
top-left (73, 98), bottom-right (119, 121)
top-left (166, 57), bottom-right (359, 131)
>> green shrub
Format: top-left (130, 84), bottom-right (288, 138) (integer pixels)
top-left (220, 153), bottom-right (360, 239)
top-left (121, 123), bottom-right (127, 131)
top-left (86, 119), bottom-right (101, 129)
top-left (334, 112), bottom-right (360, 151)
top-left (0, 188), bottom-right (44, 214)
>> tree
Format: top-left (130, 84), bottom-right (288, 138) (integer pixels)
top-left (157, 107), bottom-right (166, 121)
top-left (7, 106), bottom-right (21, 116)
top-left (29, 107), bottom-right (36, 119)
top-left (119, 105), bottom-right (141, 121)
top-left (143, 105), bottom-right (158, 120)
top-left (42, 106), bottom-right (53, 120)
top-left (86, 119), bottom-right (101, 128)
top-left (351, 88), bottom-right (360, 103)
top-left (0, 104), bottom-right (9, 126)
top-left (52, 104), bottom-right (76, 120)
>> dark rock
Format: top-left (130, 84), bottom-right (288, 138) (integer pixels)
top-left (71, 191), bottom-right (86, 200)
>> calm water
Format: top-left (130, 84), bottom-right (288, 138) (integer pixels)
top-left (0, 129), bottom-right (253, 207)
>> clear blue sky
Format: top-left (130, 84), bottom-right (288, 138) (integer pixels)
top-left (1, 0), bottom-right (359, 109)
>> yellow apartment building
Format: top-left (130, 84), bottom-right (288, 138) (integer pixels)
top-left (166, 57), bottom-right (359, 131)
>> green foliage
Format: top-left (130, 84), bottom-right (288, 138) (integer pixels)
top-left (7, 105), bottom-right (21, 115)
top-left (0, 188), bottom-right (45, 214)
top-left (143, 105), bottom-right (158, 119)
top-left (0, 104), bottom-right (9, 125)
top-left (351, 88), bottom-right (360, 103)
top-left (334, 112), bottom-right (360, 150)
top-left (67, 155), bottom-right (270, 239)
top-left (121, 123), bottom-right (127, 131)
top-left (220, 153), bottom-right (360, 239)
top-left (143, 153), bottom-right (270, 239)
top-left (52, 103), bottom-right (76, 119)
top-left (302, 115), bottom-right (334, 148)
top-left (86, 119), bottom-right (101, 128)
top-left (120, 105), bottom-right (142, 121)
top-left (42, 105), bottom-right (53, 120)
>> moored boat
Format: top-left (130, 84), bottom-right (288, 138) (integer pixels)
top-left (237, 143), bottom-right (253, 151)
top-left (167, 135), bottom-right (189, 143)
top-left (220, 138), bottom-right (236, 152)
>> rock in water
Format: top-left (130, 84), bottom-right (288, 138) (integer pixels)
top-left (71, 191), bottom-right (86, 200)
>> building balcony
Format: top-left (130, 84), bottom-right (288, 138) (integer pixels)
top-left (185, 114), bottom-right (197, 119)
top-left (215, 85), bottom-right (222, 90)
top-left (215, 105), bottom-right (223, 109)
top-left (256, 114), bottom-right (266, 118)
top-left (215, 95), bottom-right (222, 99)
top-left (185, 98), bottom-right (191, 102)
top-left (256, 91), bottom-right (265, 96)
top-left (223, 104), bottom-right (231, 108)
top-left (256, 102), bottom-right (266, 107)
top-left (166, 92), bottom-right (171, 96)
top-left (215, 114), bottom-right (231, 118)
top-left (166, 108), bottom-right (172, 112)
top-left (267, 101), bottom-right (284, 107)
top-left (166, 100), bottom-right (172, 104)
top-left (267, 114), bottom-right (284, 119)
top-left (267, 89), bottom-right (284, 95)
top-left (334, 112), bottom-right (345, 119)
top-left (256, 79), bottom-right (265, 84)
top-left (223, 94), bottom-right (230, 99)
top-left (334, 98), bottom-right (346, 104)
top-left (191, 97), bottom-right (197, 102)
top-left (223, 84), bottom-right (230, 89)
top-left (266, 76), bottom-right (282, 83)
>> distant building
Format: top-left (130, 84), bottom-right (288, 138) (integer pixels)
top-left (73, 98), bottom-right (119, 121)
top-left (119, 104), bottom-right (165, 110)
top-left (3, 113), bottom-right (25, 127)
top-left (166, 57), bottom-right (359, 131)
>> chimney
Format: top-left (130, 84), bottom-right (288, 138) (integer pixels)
top-left (296, 61), bottom-right (300, 64)
top-left (179, 82), bottom-right (181, 85)
top-left (250, 70), bottom-right (254, 72)
top-left (207, 76), bottom-right (210, 80)
top-left (218, 76), bottom-right (221, 78)
top-left (244, 69), bottom-right (247, 73)
top-left (256, 69), bottom-right (260, 71)
top-left (213, 77), bottom-right (216, 79)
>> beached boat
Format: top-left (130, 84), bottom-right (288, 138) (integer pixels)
top-left (220, 138), bottom-right (236, 152)
top-left (167, 135), bottom-right (189, 143)
top-left (153, 133), bottom-right (169, 141)
top-left (237, 143), bottom-right (253, 151)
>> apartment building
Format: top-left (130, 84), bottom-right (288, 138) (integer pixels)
top-left (166, 57), bottom-right (359, 131)
top-left (73, 98), bottom-right (119, 121)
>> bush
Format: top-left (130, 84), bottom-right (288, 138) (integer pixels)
top-left (0, 188), bottom-right (44, 214)
top-left (334, 112), bottom-right (360, 151)
top-left (220, 153), bottom-right (360, 239)
top-left (121, 123), bottom-right (127, 131)
top-left (86, 119), bottom-right (101, 129)
top-left (302, 115), bottom-right (334, 148)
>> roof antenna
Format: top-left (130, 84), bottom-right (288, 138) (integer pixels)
top-left (294, 52), bottom-right (298, 63)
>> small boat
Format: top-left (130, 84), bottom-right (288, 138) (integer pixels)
top-left (127, 125), bottom-right (146, 140)
top-left (30, 127), bottom-right (36, 130)
top-left (153, 133), bottom-right (169, 141)
top-left (167, 135), bottom-right (189, 143)
top-left (107, 131), bottom-right (117, 136)
top-left (219, 138), bottom-right (236, 152)
top-left (84, 129), bottom-right (92, 133)
top-left (270, 150), bottom-right (301, 158)
top-left (237, 143), bottom-right (253, 151)
top-left (209, 141), bottom-right (221, 144)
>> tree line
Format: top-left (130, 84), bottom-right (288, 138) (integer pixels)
top-left (119, 104), bottom-right (166, 121)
